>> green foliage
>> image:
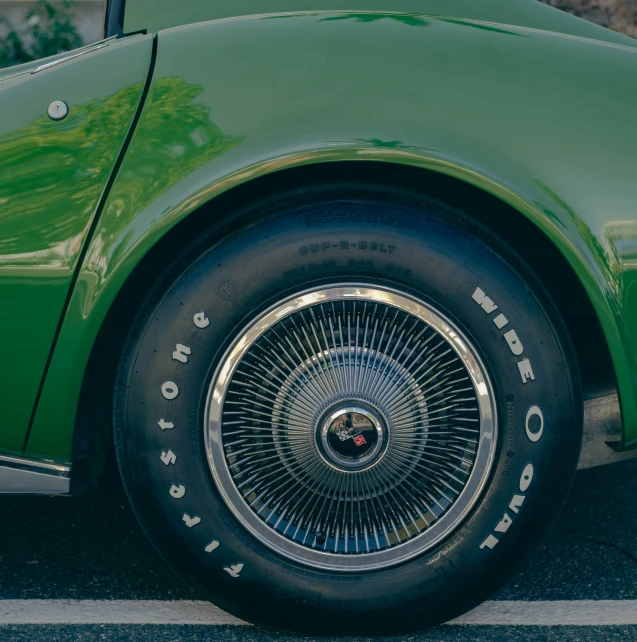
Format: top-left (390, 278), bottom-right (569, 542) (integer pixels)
top-left (0, 0), bottom-right (82, 69)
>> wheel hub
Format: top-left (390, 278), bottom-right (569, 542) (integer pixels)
top-left (319, 403), bottom-right (386, 471)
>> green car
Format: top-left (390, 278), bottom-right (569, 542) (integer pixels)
top-left (1, 0), bottom-right (636, 633)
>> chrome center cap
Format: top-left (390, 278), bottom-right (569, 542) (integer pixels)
top-left (319, 404), bottom-right (386, 471)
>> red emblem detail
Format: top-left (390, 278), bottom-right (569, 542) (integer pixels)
top-left (353, 434), bottom-right (367, 447)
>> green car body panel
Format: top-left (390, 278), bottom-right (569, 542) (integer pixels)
top-left (2, 0), bottom-right (637, 465)
top-left (0, 35), bottom-right (153, 456)
top-left (122, 0), bottom-right (636, 47)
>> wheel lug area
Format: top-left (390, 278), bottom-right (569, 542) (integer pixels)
top-left (318, 403), bottom-right (387, 471)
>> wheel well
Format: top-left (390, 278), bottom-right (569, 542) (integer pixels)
top-left (73, 161), bottom-right (616, 488)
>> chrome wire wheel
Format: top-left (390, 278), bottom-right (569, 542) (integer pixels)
top-left (205, 284), bottom-right (497, 571)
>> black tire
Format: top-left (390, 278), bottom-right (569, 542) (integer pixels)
top-left (114, 191), bottom-right (582, 635)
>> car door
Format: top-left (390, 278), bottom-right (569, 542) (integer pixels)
top-left (0, 34), bottom-right (153, 456)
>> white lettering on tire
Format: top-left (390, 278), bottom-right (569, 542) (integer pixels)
top-left (470, 286), bottom-right (546, 550)
top-left (509, 494), bottom-right (525, 514)
top-left (471, 286), bottom-right (535, 379)
top-left (479, 535), bottom-right (499, 550)
top-left (172, 344), bottom-right (192, 363)
top-left (194, 311), bottom-right (209, 329)
top-left (161, 381), bottom-right (179, 400)
top-left (479, 463), bottom-right (535, 551)
top-left (517, 359), bottom-right (535, 384)
top-left (519, 463), bottom-right (534, 492)
top-left (224, 563), bottom-right (244, 578)
top-left (161, 450), bottom-right (177, 466)
top-left (170, 484), bottom-right (186, 499)
top-left (493, 313), bottom-right (508, 329)
top-left (182, 513), bottom-right (201, 528)
top-left (503, 330), bottom-right (524, 356)
top-left (205, 540), bottom-right (220, 553)
top-left (525, 406), bottom-right (544, 443)
top-left (157, 419), bottom-right (174, 431)
top-left (494, 512), bottom-right (513, 533)
top-left (472, 287), bottom-right (498, 314)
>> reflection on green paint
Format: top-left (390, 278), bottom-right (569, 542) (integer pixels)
top-left (437, 18), bottom-right (526, 37)
top-left (320, 13), bottom-right (430, 28)
top-left (353, 138), bottom-right (405, 149)
top-left (343, 137), bottom-right (435, 154)
top-left (535, 179), bottom-right (618, 298)
top-left (604, 221), bottom-right (637, 271)
top-left (88, 76), bottom-right (244, 279)
top-left (0, 83), bottom-right (143, 266)
top-left (603, 220), bottom-right (637, 315)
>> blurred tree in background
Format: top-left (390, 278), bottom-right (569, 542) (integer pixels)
top-left (0, 0), bottom-right (81, 68)
top-left (541, 0), bottom-right (637, 38)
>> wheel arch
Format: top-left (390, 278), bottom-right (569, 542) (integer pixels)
top-left (23, 158), bottom-right (627, 482)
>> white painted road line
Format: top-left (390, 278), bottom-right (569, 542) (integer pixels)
top-left (0, 601), bottom-right (245, 626)
top-left (2, 600), bottom-right (637, 626)
top-left (450, 601), bottom-right (637, 626)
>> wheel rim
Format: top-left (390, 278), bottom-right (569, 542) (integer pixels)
top-left (205, 284), bottom-right (497, 571)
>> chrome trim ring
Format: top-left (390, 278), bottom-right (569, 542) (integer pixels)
top-left (0, 454), bottom-right (71, 495)
top-left (205, 284), bottom-right (497, 571)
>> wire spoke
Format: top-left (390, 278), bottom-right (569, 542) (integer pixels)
top-left (217, 292), bottom-right (489, 559)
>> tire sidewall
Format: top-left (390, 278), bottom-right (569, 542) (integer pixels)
top-left (115, 198), bottom-right (581, 633)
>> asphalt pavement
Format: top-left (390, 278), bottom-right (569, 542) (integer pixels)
top-left (1, 458), bottom-right (637, 641)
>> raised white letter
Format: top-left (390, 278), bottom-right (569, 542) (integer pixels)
top-left (479, 535), bottom-right (499, 550)
top-left (157, 419), bottom-right (174, 431)
top-left (509, 495), bottom-right (525, 514)
top-left (172, 344), bottom-right (191, 363)
top-left (224, 563), bottom-right (244, 578)
top-left (205, 540), bottom-right (220, 553)
top-left (494, 512), bottom-right (513, 534)
top-left (161, 450), bottom-right (177, 466)
top-left (161, 381), bottom-right (179, 399)
top-left (182, 513), bottom-right (201, 528)
top-left (525, 405), bottom-right (544, 443)
top-left (194, 311), bottom-right (210, 329)
top-left (472, 287), bottom-right (498, 314)
top-left (504, 330), bottom-right (524, 356)
top-left (517, 359), bottom-right (535, 384)
top-left (493, 313), bottom-right (508, 329)
top-left (170, 484), bottom-right (185, 499)
top-left (519, 463), bottom-right (534, 493)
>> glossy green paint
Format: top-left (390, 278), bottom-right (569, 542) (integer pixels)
top-left (0, 35), bottom-right (153, 456)
top-left (123, 0), bottom-right (637, 48)
top-left (23, 11), bottom-right (637, 462)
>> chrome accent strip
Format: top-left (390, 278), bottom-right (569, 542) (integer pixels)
top-left (0, 454), bottom-right (70, 474)
top-left (32, 36), bottom-right (118, 74)
top-left (0, 455), bottom-right (70, 494)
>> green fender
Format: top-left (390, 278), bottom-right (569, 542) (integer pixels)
top-left (25, 12), bottom-right (637, 461)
